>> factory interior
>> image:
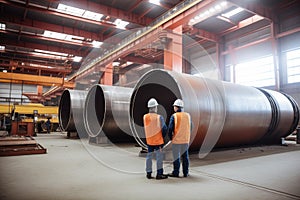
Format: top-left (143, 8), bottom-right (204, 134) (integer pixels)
top-left (0, 0), bottom-right (300, 199)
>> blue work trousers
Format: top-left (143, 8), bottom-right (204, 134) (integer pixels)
top-left (172, 143), bottom-right (189, 176)
top-left (146, 145), bottom-right (164, 175)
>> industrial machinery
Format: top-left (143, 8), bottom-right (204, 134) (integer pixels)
top-left (129, 69), bottom-right (299, 152)
top-left (0, 103), bottom-right (59, 135)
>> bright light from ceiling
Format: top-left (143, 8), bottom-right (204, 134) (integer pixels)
top-left (112, 61), bottom-right (120, 67)
top-left (34, 49), bottom-right (68, 57)
top-left (149, 0), bottom-right (160, 5)
top-left (57, 4), bottom-right (85, 17)
top-left (114, 19), bottom-right (129, 29)
top-left (57, 4), bottom-right (104, 22)
top-left (92, 41), bottom-right (103, 48)
top-left (73, 56), bottom-right (82, 62)
top-left (0, 46), bottom-right (5, 51)
top-left (82, 11), bottom-right (103, 21)
top-left (43, 30), bottom-right (85, 42)
top-left (0, 23), bottom-right (5, 30)
top-left (222, 7), bottom-right (244, 18)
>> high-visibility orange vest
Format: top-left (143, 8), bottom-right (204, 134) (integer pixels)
top-left (143, 113), bottom-right (164, 145)
top-left (172, 112), bottom-right (191, 144)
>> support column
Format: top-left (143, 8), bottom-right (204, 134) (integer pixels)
top-left (101, 63), bottom-right (113, 85)
top-left (271, 22), bottom-right (280, 91)
top-left (217, 39), bottom-right (225, 80)
top-left (164, 26), bottom-right (183, 73)
top-left (37, 85), bottom-right (43, 95)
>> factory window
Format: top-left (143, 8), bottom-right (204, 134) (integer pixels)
top-left (286, 49), bottom-right (300, 83)
top-left (234, 56), bottom-right (275, 87)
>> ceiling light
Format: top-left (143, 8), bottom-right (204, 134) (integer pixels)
top-left (92, 41), bottom-right (103, 48)
top-left (73, 56), bottom-right (82, 62)
top-left (34, 49), bottom-right (68, 57)
top-left (57, 4), bottom-right (85, 16)
top-left (215, 5), bottom-right (222, 10)
top-left (112, 61), bottom-right (120, 67)
top-left (57, 4), bottom-right (104, 22)
top-left (220, 1), bottom-right (228, 7)
top-left (114, 19), bottom-right (129, 29)
top-left (0, 46), bottom-right (5, 51)
top-left (0, 23), bottom-right (5, 30)
top-left (83, 11), bottom-right (103, 21)
top-left (209, 8), bottom-right (215, 13)
top-left (149, 0), bottom-right (160, 5)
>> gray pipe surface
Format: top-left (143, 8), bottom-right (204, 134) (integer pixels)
top-left (129, 69), bottom-right (299, 151)
top-left (58, 89), bottom-right (89, 138)
top-left (84, 84), bottom-right (135, 142)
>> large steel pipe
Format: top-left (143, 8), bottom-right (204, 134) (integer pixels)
top-left (84, 84), bottom-right (134, 142)
top-left (59, 89), bottom-right (89, 138)
top-left (129, 69), bottom-right (299, 151)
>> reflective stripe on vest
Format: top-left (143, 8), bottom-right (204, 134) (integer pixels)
top-left (143, 113), bottom-right (164, 145)
top-left (172, 112), bottom-right (191, 144)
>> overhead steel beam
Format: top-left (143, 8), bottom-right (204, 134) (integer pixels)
top-left (0, 17), bottom-right (103, 41)
top-left (163, 0), bottom-right (217, 29)
top-left (189, 27), bottom-right (219, 43)
top-left (0, 72), bottom-right (73, 87)
top-left (0, 29), bottom-right (95, 48)
top-left (0, 61), bottom-right (71, 74)
top-left (220, 15), bottom-right (265, 36)
top-left (2, 37), bottom-right (87, 57)
top-left (227, 0), bottom-right (273, 21)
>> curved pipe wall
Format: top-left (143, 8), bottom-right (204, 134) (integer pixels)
top-left (84, 84), bottom-right (134, 143)
top-left (129, 69), bottom-right (299, 151)
top-left (58, 89), bottom-right (88, 138)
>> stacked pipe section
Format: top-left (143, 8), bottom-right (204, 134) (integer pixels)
top-left (84, 84), bottom-right (135, 143)
top-left (129, 69), bottom-right (299, 151)
top-left (58, 89), bottom-right (89, 138)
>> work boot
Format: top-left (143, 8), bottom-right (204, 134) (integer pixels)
top-left (156, 174), bottom-right (168, 180)
top-left (146, 173), bottom-right (153, 179)
top-left (168, 173), bottom-right (179, 178)
top-left (183, 174), bottom-right (189, 177)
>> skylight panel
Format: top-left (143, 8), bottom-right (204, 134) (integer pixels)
top-left (149, 0), bottom-right (160, 5)
top-left (222, 7), bottom-right (244, 18)
top-left (114, 19), bottom-right (129, 29)
top-left (83, 11), bottom-right (103, 21)
top-left (57, 4), bottom-right (85, 16)
top-left (0, 23), bottom-right (5, 30)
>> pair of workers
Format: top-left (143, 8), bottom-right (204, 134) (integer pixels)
top-left (143, 98), bottom-right (191, 180)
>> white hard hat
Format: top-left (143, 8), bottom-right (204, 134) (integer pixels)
top-left (173, 99), bottom-right (184, 107)
top-left (147, 98), bottom-right (159, 108)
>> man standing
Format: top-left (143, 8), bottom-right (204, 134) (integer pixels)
top-left (143, 98), bottom-right (168, 180)
top-left (168, 99), bottom-right (191, 178)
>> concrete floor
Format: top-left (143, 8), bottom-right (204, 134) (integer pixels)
top-left (0, 133), bottom-right (300, 200)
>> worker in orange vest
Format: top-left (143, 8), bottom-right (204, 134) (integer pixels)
top-left (168, 99), bottom-right (192, 178)
top-left (143, 98), bottom-right (168, 180)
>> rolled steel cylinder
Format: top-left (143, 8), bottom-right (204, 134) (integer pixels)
top-left (59, 89), bottom-right (89, 138)
top-left (129, 69), bottom-right (299, 151)
top-left (84, 84), bottom-right (134, 142)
